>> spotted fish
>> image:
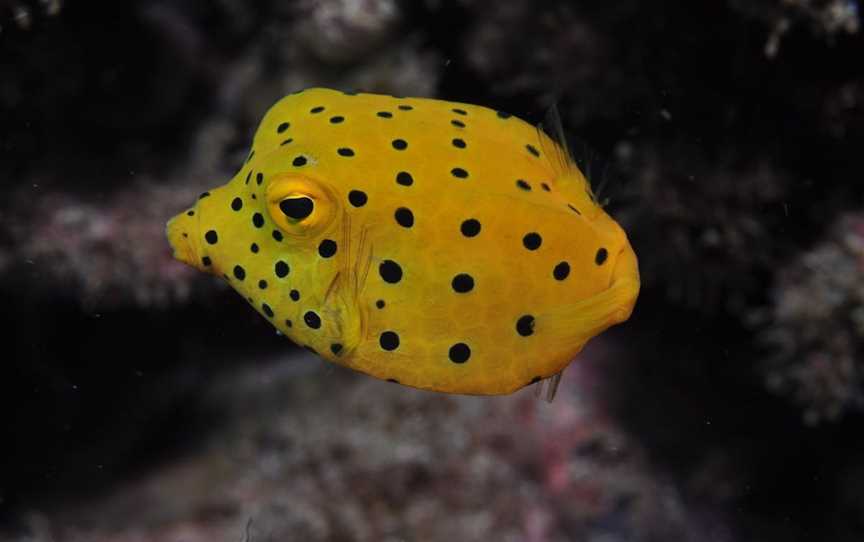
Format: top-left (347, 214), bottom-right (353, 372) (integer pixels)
top-left (166, 88), bottom-right (639, 395)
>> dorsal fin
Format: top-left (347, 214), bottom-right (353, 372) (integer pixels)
top-left (536, 102), bottom-right (576, 180)
top-left (537, 101), bottom-right (614, 206)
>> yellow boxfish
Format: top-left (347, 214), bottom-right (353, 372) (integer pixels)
top-left (166, 88), bottom-right (639, 396)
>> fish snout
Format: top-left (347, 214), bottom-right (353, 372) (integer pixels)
top-left (166, 208), bottom-right (206, 272)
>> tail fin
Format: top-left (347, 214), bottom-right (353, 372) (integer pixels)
top-left (539, 244), bottom-right (640, 353)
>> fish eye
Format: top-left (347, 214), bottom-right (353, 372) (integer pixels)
top-left (266, 175), bottom-right (336, 237)
top-left (279, 196), bottom-right (314, 220)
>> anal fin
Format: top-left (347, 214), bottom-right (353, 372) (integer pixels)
top-left (533, 371), bottom-right (564, 402)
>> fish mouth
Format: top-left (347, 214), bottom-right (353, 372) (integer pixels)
top-left (166, 209), bottom-right (204, 271)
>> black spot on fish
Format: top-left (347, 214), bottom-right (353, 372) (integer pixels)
top-left (231, 197), bottom-right (243, 211)
top-left (233, 265), bottom-right (246, 280)
top-left (330, 116), bottom-right (344, 124)
top-left (516, 179), bottom-right (531, 191)
top-left (451, 167), bottom-right (468, 179)
top-left (262, 303), bottom-right (274, 318)
top-left (205, 230), bottom-right (218, 245)
top-left (396, 171), bottom-right (414, 186)
top-left (304, 311), bottom-right (322, 329)
top-left (274, 260), bottom-right (289, 278)
top-left (451, 119), bottom-right (465, 128)
top-left (553, 261), bottom-right (570, 281)
top-left (380, 260), bottom-right (403, 283)
top-left (523, 232), bottom-right (542, 251)
top-left (460, 219), bottom-right (481, 237)
top-left (392, 139), bottom-right (408, 150)
top-left (516, 315), bottom-right (535, 336)
top-left (290, 289), bottom-right (300, 301)
top-left (395, 207), bottom-right (414, 228)
top-left (310, 106), bottom-right (325, 113)
top-left (337, 147), bottom-right (355, 157)
top-left (349, 190), bottom-right (368, 207)
top-left (277, 122), bottom-right (290, 133)
top-left (451, 273), bottom-right (474, 293)
top-left (330, 343), bottom-right (343, 355)
top-left (596, 248), bottom-right (608, 265)
top-left (449, 343), bottom-right (471, 363)
top-left (253, 213), bottom-right (265, 228)
top-left (452, 138), bottom-right (466, 149)
top-left (377, 111), bottom-right (393, 118)
top-left (379, 331), bottom-right (400, 351)
top-left (526, 144), bottom-right (540, 157)
top-left (318, 239), bottom-right (337, 258)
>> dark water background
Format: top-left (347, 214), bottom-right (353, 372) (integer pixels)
top-left (1, 1), bottom-right (863, 540)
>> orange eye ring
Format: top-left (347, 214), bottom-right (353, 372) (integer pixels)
top-left (266, 173), bottom-right (338, 238)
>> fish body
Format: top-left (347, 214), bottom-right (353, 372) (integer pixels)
top-left (167, 88), bottom-right (639, 395)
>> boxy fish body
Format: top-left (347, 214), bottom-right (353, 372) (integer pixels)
top-left (166, 88), bottom-right (639, 395)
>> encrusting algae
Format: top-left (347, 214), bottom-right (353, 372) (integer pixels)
top-left (166, 88), bottom-right (639, 396)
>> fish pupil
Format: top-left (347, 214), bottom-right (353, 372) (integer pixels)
top-left (279, 197), bottom-right (314, 220)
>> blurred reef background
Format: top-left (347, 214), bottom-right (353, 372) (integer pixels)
top-left (1, 0), bottom-right (863, 540)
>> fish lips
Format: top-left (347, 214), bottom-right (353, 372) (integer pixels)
top-left (166, 208), bottom-right (207, 272)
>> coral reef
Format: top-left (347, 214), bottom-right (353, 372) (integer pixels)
top-left (730, 0), bottom-right (860, 57)
top-left (757, 213), bottom-right (864, 424)
top-left (2, 181), bottom-right (210, 310)
top-left (0, 0), bottom-right (62, 33)
top-left (620, 147), bottom-right (789, 312)
top-left (5, 350), bottom-right (729, 542)
top-left (0, 0), bottom-right (439, 309)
